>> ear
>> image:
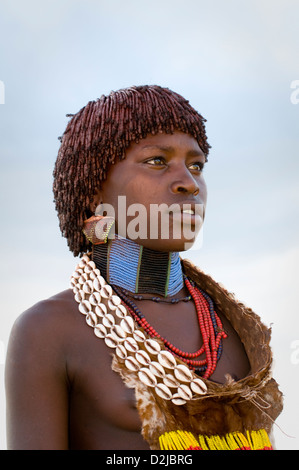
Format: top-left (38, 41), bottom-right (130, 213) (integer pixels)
top-left (89, 189), bottom-right (103, 213)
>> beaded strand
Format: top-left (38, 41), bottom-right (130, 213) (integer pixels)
top-left (116, 287), bottom-right (192, 304)
top-left (112, 277), bottom-right (227, 379)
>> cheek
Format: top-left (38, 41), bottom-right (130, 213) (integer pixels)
top-left (101, 172), bottom-right (147, 217)
top-left (100, 167), bottom-right (129, 203)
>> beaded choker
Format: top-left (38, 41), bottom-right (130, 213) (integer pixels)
top-left (92, 236), bottom-right (184, 297)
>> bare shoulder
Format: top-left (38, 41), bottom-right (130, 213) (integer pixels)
top-left (6, 289), bottom-right (80, 367)
top-left (11, 288), bottom-right (76, 331)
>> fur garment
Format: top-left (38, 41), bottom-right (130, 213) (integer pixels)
top-left (112, 259), bottom-right (283, 450)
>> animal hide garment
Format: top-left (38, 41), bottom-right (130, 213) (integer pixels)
top-left (111, 259), bottom-right (283, 450)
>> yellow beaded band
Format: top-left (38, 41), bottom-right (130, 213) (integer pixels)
top-left (159, 429), bottom-right (273, 450)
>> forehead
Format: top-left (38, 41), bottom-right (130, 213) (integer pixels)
top-left (125, 131), bottom-right (205, 158)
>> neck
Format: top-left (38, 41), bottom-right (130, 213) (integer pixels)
top-left (92, 236), bottom-right (184, 297)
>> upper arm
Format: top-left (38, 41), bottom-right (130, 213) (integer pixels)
top-left (5, 300), bottom-right (70, 449)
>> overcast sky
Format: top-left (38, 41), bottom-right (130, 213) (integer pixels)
top-left (0, 0), bottom-right (299, 449)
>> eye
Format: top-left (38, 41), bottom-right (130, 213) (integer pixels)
top-left (188, 161), bottom-right (204, 172)
top-left (145, 156), bottom-right (166, 166)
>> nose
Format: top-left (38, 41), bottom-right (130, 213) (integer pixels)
top-left (170, 167), bottom-right (200, 196)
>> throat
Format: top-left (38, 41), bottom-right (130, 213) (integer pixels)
top-left (92, 236), bottom-right (184, 297)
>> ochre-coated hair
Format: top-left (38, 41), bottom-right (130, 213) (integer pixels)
top-left (53, 85), bottom-right (211, 257)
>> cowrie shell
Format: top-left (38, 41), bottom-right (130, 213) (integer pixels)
top-left (157, 350), bottom-right (177, 369)
top-left (138, 368), bottom-right (157, 387)
top-left (125, 356), bottom-right (140, 372)
top-left (78, 259), bottom-right (86, 269)
top-left (83, 265), bottom-right (92, 274)
top-left (95, 303), bottom-right (107, 317)
top-left (107, 299), bottom-right (117, 311)
top-left (84, 260), bottom-right (96, 272)
top-left (102, 313), bottom-right (115, 329)
top-left (72, 270), bottom-right (81, 279)
top-left (83, 280), bottom-right (94, 294)
top-left (71, 277), bottom-right (78, 287)
top-left (75, 282), bottom-right (81, 291)
top-left (110, 325), bottom-right (127, 342)
top-left (133, 330), bottom-right (146, 343)
top-left (107, 294), bottom-right (121, 310)
top-left (104, 334), bottom-right (118, 348)
top-left (135, 350), bottom-right (151, 366)
top-left (190, 378), bottom-right (207, 395)
top-left (171, 393), bottom-right (187, 406)
top-left (149, 361), bottom-right (166, 378)
top-left (100, 285), bottom-right (113, 298)
top-left (75, 290), bottom-right (85, 303)
top-left (174, 364), bottom-right (193, 383)
top-left (94, 324), bottom-right (107, 338)
top-left (177, 384), bottom-right (192, 400)
top-left (124, 337), bottom-right (139, 353)
top-left (78, 274), bottom-right (87, 284)
top-left (93, 276), bottom-right (106, 292)
top-left (89, 292), bottom-right (101, 306)
top-left (84, 265), bottom-right (93, 274)
top-left (78, 300), bottom-right (91, 315)
top-left (115, 344), bottom-right (127, 360)
top-left (86, 312), bottom-right (98, 327)
top-left (163, 373), bottom-right (180, 388)
top-left (144, 339), bottom-right (161, 355)
top-left (120, 316), bottom-right (135, 335)
top-left (111, 295), bottom-right (121, 306)
top-left (115, 304), bottom-right (127, 318)
top-left (155, 383), bottom-right (173, 400)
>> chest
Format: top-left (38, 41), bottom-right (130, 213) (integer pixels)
top-left (69, 297), bottom-right (250, 430)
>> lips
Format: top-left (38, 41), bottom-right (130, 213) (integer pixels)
top-left (170, 201), bottom-right (204, 218)
top-left (176, 211), bottom-right (202, 225)
top-left (166, 202), bottom-right (204, 231)
top-left (181, 208), bottom-right (195, 215)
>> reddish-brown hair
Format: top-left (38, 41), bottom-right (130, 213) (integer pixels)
top-left (53, 85), bottom-right (210, 256)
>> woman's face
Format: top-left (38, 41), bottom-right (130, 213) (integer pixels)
top-left (96, 131), bottom-right (207, 252)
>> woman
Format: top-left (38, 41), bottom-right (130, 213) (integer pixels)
top-left (5, 85), bottom-right (283, 450)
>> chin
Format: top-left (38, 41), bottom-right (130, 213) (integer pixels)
top-left (133, 237), bottom-right (197, 253)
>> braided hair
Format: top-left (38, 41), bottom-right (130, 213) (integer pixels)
top-left (53, 85), bottom-right (210, 257)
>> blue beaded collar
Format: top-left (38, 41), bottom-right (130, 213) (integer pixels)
top-left (92, 236), bottom-right (184, 297)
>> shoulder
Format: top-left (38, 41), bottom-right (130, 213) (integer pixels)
top-left (11, 289), bottom-right (76, 335)
top-left (7, 289), bottom-right (79, 367)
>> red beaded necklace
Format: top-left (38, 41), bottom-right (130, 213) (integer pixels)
top-left (113, 277), bottom-right (227, 380)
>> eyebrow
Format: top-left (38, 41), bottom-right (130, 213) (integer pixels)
top-left (141, 145), bottom-right (205, 158)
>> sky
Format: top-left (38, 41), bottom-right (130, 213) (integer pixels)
top-left (0, 0), bottom-right (299, 450)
